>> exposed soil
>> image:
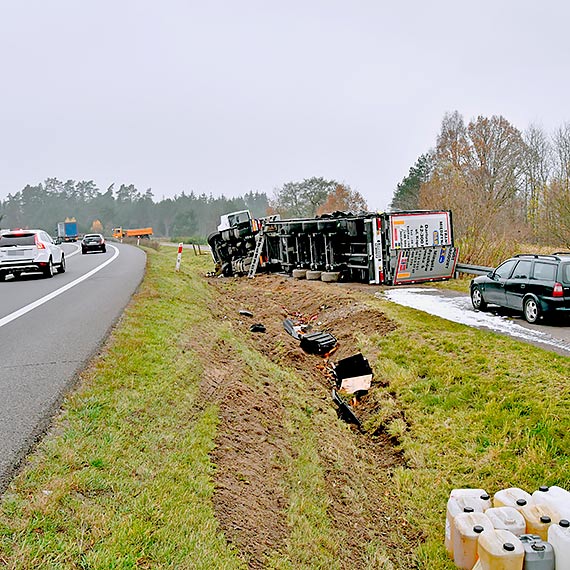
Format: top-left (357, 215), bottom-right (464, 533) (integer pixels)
top-left (190, 273), bottom-right (421, 568)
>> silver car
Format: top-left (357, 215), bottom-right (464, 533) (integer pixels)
top-left (0, 229), bottom-right (66, 280)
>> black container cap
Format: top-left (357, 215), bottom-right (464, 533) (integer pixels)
top-left (464, 506), bottom-right (474, 513)
top-left (560, 519), bottom-right (570, 528)
top-left (516, 498), bottom-right (527, 506)
top-left (473, 525), bottom-right (484, 534)
top-left (503, 543), bottom-right (515, 552)
top-left (538, 485), bottom-right (550, 492)
top-left (540, 516), bottom-right (551, 524)
top-left (480, 493), bottom-right (490, 501)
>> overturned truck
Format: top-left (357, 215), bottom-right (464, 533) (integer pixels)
top-left (208, 209), bottom-right (458, 285)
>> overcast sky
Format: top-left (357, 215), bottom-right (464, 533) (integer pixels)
top-left (1, 0), bottom-right (569, 210)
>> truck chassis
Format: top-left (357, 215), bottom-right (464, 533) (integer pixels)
top-left (208, 210), bottom-right (458, 286)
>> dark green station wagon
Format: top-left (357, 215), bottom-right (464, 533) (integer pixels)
top-left (470, 253), bottom-right (570, 323)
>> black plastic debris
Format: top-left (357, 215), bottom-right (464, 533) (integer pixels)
top-left (331, 389), bottom-right (361, 428)
top-left (299, 331), bottom-right (337, 355)
top-left (283, 318), bottom-right (302, 340)
top-left (332, 353), bottom-right (373, 394)
top-left (249, 323), bottom-right (266, 333)
top-left (239, 310), bottom-right (254, 317)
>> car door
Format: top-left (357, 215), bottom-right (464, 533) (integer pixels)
top-left (504, 259), bottom-right (532, 310)
top-left (485, 259), bottom-right (518, 307)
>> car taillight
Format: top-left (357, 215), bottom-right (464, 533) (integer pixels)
top-left (35, 235), bottom-right (46, 249)
top-left (553, 282), bottom-right (564, 297)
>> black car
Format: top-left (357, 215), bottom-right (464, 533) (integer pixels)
top-left (470, 253), bottom-right (570, 323)
top-left (81, 233), bottom-right (106, 254)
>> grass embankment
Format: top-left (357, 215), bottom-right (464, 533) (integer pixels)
top-left (0, 247), bottom-right (569, 568)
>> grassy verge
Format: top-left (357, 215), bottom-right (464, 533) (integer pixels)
top-left (365, 297), bottom-right (570, 565)
top-left (0, 247), bottom-right (568, 568)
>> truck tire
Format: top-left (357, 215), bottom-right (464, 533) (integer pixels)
top-left (321, 271), bottom-right (340, 283)
top-left (292, 269), bottom-right (307, 279)
top-left (306, 270), bottom-right (322, 280)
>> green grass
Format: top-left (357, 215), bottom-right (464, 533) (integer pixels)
top-left (364, 298), bottom-right (570, 567)
top-left (0, 247), bottom-right (569, 569)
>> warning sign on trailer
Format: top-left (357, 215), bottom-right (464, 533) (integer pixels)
top-left (390, 212), bottom-right (453, 249)
top-left (393, 246), bottom-right (458, 284)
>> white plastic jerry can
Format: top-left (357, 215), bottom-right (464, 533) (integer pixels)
top-left (453, 512), bottom-right (493, 570)
top-left (519, 503), bottom-right (556, 541)
top-left (472, 528), bottom-right (524, 570)
top-left (485, 507), bottom-right (526, 537)
top-left (494, 488), bottom-right (533, 511)
top-left (533, 486), bottom-right (570, 522)
top-left (547, 519), bottom-right (570, 570)
top-left (446, 495), bottom-right (487, 557)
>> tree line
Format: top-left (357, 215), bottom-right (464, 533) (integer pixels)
top-left (0, 177), bottom-right (368, 239)
top-left (0, 180), bottom-right (269, 239)
top-left (391, 111), bottom-right (570, 263)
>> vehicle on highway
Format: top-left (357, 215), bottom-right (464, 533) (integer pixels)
top-left (470, 253), bottom-right (570, 323)
top-left (81, 233), bottom-right (106, 254)
top-left (0, 229), bottom-right (66, 280)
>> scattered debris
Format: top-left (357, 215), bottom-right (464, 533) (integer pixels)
top-left (332, 353), bottom-right (373, 395)
top-left (239, 310), bottom-right (254, 317)
top-left (300, 331), bottom-right (337, 355)
top-left (282, 318), bottom-right (302, 340)
top-left (249, 323), bottom-right (266, 333)
top-left (331, 389), bottom-right (361, 429)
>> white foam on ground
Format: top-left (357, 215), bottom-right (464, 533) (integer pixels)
top-left (379, 288), bottom-right (570, 353)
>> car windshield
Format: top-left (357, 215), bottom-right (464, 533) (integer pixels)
top-left (0, 233), bottom-right (36, 247)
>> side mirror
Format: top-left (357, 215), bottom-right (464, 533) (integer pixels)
top-left (487, 271), bottom-right (495, 279)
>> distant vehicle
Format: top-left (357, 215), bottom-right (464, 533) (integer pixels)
top-left (112, 227), bottom-right (153, 239)
top-left (81, 233), bottom-right (106, 254)
top-left (57, 220), bottom-right (79, 242)
top-left (0, 229), bottom-right (65, 280)
top-left (470, 253), bottom-right (570, 323)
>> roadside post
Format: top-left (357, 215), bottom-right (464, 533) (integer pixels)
top-left (175, 243), bottom-right (183, 272)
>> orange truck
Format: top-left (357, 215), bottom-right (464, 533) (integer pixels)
top-left (112, 227), bottom-right (153, 239)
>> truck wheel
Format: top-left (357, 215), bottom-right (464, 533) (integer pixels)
top-left (306, 270), bottom-right (322, 280)
top-left (321, 271), bottom-right (340, 283)
top-left (292, 269), bottom-right (307, 279)
top-left (57, 255), bottom-right (66, 274)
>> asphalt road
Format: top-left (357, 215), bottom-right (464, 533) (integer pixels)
top-left (0, 242), bottom-right (146, 491)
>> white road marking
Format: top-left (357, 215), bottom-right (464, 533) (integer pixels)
top-left (0, 245), bottom-right (120, 330)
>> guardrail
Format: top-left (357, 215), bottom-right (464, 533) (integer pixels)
top-left (455, 263), bottom-right (493, 276)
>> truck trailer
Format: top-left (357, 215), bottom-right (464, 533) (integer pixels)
top-left (57, 220), bottom-right (79, 242)
top-left (208, 210), bottom-right (458, 285)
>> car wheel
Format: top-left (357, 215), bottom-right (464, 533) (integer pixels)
top-left (471, 286), bottom-right (487, 311)
top-left (0, 272), bottom-right (6, 282)
top-left (102, 246), bottom-right (106, 253)
top-left (12, 271), bottom-right (21, 280)
top-left (43, 258), bottom-right (54, 278)
top-left (57, 255), bottom-right (66, 273)
top-left (524, 297), bottom-right (540, 324)
top-left (82, 248), bottom-right (87, 255)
